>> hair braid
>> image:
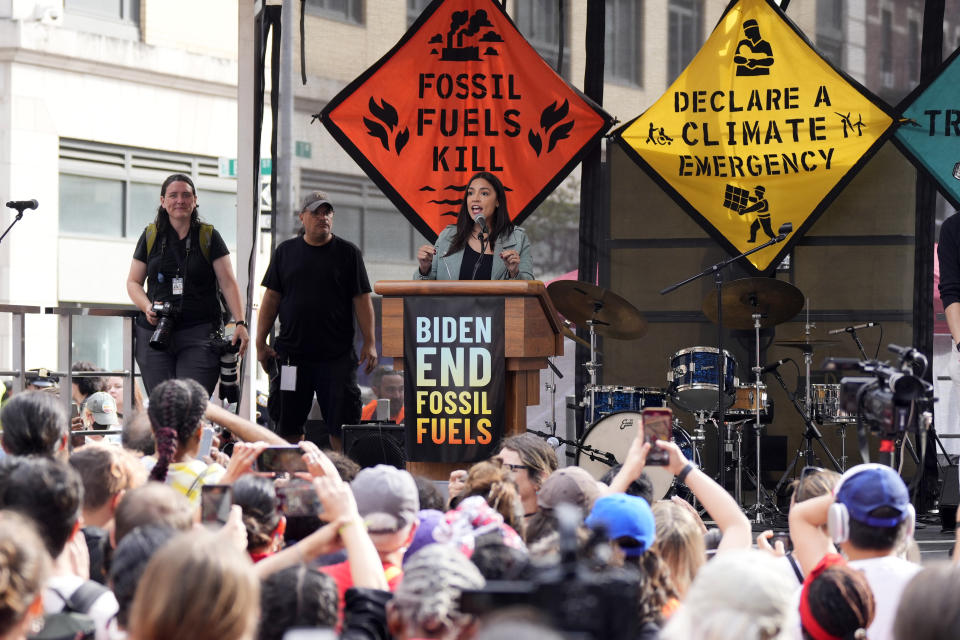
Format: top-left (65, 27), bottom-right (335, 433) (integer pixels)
top-left (147, 379), bottom-right (207, 483)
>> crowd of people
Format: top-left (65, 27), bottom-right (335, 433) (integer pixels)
top-left (1, 175), bottom-right (956, 639)
top-left (0, 374), bottom-right (957, 640)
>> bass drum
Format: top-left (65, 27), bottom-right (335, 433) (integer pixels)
top-left (575, 411), bottom-right (699, 500)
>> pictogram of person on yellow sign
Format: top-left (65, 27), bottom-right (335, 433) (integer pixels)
top-left (738, 185), bottom-right (775, 243)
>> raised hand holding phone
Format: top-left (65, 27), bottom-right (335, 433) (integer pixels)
top-left (221, 441), bottom-right (270, 484)
top-left (654, 438), bottom-right (690, 476)
top-left (641, 407), bottom-right (673, 465)
top-left (605, 419), bottom-right (651, 495)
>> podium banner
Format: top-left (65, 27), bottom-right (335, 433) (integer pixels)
top-left (403, 296), bottom-right (505, 463)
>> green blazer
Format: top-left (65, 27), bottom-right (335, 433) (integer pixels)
top-left (415, 225), bottom-right (535, 281)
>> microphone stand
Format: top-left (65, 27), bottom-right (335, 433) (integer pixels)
top-left (529, 428), bottom-right (618, 466)
top-left (0, 201), bottom-right (34, 246)
top-left (847, 327), bottom-right (868, 360)
top-left (662, 228), bottom-right (790, 492)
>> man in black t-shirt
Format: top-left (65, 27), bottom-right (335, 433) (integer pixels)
top-left (257, 191), bottom-right (377, 449)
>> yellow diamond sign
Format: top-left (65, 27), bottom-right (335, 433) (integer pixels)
top-left (615, 0), bottom-right (895, 273)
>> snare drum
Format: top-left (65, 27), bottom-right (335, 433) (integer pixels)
top-left (587, 386), bottom-right (667, 423)
top-left (811, 384), bottom-right (856, 423)
top-left (727, 383), bottom-right (769, 417)
top-left (576, 411), bottom-right (699, 499)
top-left (668, 347), bottom-right (737, 412)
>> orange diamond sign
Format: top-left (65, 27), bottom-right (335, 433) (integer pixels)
top-left (614, 0), bottom-right (896, 273)
top-left (319, 0), bottom-right (611, 241)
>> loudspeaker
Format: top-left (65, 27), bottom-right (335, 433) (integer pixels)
top-left (940, 464), bottom-right (959, 531)
top-left (342, 423), bottom-right (405, 469)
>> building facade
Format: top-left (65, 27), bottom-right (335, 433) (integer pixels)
top-left (1, 0), bottom-right (957, 408)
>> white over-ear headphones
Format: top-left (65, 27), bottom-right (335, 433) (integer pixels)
top-left (827, 464), bottom-right (915, 545)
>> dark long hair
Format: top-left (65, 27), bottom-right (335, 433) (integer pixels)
top-left (147, 378), bottom-right (208, 482)
top-left (154, 173), bottom-right (200, 236)
top-left (232, 475), bottom-right (282, 552)
top-left (802, 564), bottom-right (874, 639)
top-left (446, 172), bottom-right (515, 257)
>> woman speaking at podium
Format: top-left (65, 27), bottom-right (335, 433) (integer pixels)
top-left (415, 172), bottom-right (534, 281)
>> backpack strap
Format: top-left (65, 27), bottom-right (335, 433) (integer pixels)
top-left (63, 580), bottom-right (109, 614)
top-left (145, 223), bottom-right (158, 257)
top-left (146, 223), bottom-right (214, 263)
top-left (198, 223), bottom-right (214, 263)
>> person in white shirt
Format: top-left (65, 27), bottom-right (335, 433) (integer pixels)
top-left (790, 464), bottom-right (921, 640)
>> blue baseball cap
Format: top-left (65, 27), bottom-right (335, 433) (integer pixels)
top-left (585, 493), bottom-right (656, 557)
top-left (835, 464), bottom-right (910, 527)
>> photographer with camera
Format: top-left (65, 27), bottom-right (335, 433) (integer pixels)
top-left (127, 173), bottom-right (248, 396)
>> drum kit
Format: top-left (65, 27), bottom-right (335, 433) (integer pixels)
top-left (546, 276), bottom-right (862, 522)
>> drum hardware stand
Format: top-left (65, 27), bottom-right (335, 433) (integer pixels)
top-left (745, 312), bottom-right (779, 523)
top-left (802, 304), bottom-right (814, 413)
top-left (661, 224), bottom-right (792, 490)
top-left (580, 317), bottom-right (608, 424)
top-left (836, 424), bottom-right (849, 471)
top-left (771, 367), bottom-right (844, 498)
top-left (732, 421), bottom-right (745, 505)
top-left (543, 358), bottom-right (563, 436)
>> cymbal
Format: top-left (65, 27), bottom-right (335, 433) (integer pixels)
top-left (702, 277), bottom-right (804, 330)
top-left (775, 339), bottom-right (841, 351)
top-left (547, 280), bottom-right (647, 340)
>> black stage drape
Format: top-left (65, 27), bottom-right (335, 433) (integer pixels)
top-left (915, 0), bottom-right (945, 510)
top-left (575, 0), bottom-right (606, 437)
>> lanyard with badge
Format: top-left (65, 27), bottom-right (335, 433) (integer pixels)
top-left (157, 233), bottom-right (190, 298)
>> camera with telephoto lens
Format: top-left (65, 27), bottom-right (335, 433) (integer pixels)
top-left (212, 336), bottom-right (240, 403)
top-left (148, 301), bottom-right (178, 351)
top-left (460, 504), bottom-right (639, 639)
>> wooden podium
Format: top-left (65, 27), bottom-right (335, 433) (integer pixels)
top-left (374, 281), bottom-right (564, 480)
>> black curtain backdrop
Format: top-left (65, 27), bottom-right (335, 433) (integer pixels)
top-left (575, 0), bottom-right (605, 436)
top-left (915, 0), bottom-right (945, 510)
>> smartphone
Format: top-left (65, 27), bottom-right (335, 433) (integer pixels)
top-left (771, 532), bottom-right (793, 553)
top-left (201, 484), bottom-right (233, 526)
top-left (256, 445), bottom-right (308, 474)
top-left (275, 478), bottom-right (321, 517)
top-left (198, 426), bottom-right (216, 459)
top-left (641, 407), bottom-right (673, 466)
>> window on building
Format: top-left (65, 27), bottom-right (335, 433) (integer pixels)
top-left (907, 19), bottom-right (921, 83)
top-left (71, 316), bottom-right (125, 372)
top-left (305, 0), bottom-right (364, 25)
top-left (667, 0), bottom-right (702, 85)
top-left (605, 0), bottom-right (643, 86)
top-left (64, 0), bottom-right (139, 22)
top-left (63, 0), bottom-right (139, 39)
top-left (300, 170), bottom-right (428, 263)
top-left (816, 0), bottom-right (845, 67)
top-left (515, 0), bottom-right (568, 77)
top-left (881, 9), bottom-right (893, 74)
top-left (407, 0), bottom-right (432, 27)
top-left (58, 140), bottom-right (238, 246)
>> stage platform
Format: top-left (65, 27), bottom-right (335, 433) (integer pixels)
top-left (742, 518), bottom-right (956, 563)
